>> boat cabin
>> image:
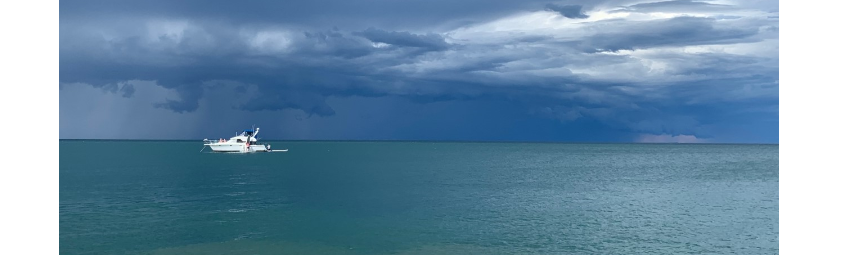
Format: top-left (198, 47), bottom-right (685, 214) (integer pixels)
top-left (224, 129), bottom-right (259, 144)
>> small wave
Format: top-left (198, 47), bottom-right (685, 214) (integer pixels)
top-left (225, 192), bottom-right (246, 197)
top-left (233, 232), bottom-right (265, 240)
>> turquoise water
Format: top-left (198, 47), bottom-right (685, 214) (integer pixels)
top-left (60, 141), bottom-right (778, 254)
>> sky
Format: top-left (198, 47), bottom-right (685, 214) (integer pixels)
top-left (59, 0), bottom-right (778, 143)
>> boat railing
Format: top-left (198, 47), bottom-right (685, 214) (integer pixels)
top-left (202, 139), bottom-right (230, 144)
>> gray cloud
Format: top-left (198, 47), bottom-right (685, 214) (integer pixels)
top-left (614, 0), bottom-right (733, 13)
top-left (238, 90), bottom-right (336, 117)
top-left (60, 0), bottom-right (564, 31)
top-left (574, 16), bottom-right (761, 52)
top-left (545, 4), bottom-right (589, 19)
top-left (354, 28), bottom-right (451, 51)
top-left (119, 83), bottom-right (135, 98)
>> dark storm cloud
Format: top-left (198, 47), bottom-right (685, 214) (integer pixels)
top-left (545, 4), bottom-right (589, 19)
top-left (153, 84), bottom-right (205, 113)
top-left (60, 20), bottom-right (380, 114)
top-left (59, 0), bottom-right (562, 30)
top-left (238, 91), bottom-right (336, 117)
top-left (354, 28), bottom-right (451, 51)
top-left (301, 29), bottom-right (375, 58)
top-left (59, 0), bottom-right (779, 142)
top-left (574, 16), bottom-right (760, 52)
top-left (119, 83), bottom-right (136, 98)
top-left (97, 82), bottom-right (136, 98)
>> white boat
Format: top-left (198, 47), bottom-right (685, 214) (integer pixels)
top-left (202, 127), bottom-right (276, 153)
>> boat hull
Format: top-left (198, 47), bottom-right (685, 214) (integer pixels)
top-left (208, 143), bottom-right (269, 153)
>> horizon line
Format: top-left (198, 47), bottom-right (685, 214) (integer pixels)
top-left (57, 138), bottom-right (779, 145)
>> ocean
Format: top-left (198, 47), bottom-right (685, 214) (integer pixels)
top-left (59, 141), bottom-right (778, 254)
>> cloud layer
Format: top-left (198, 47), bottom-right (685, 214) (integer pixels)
top-left (60, 0), bottom-right (779, 142)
